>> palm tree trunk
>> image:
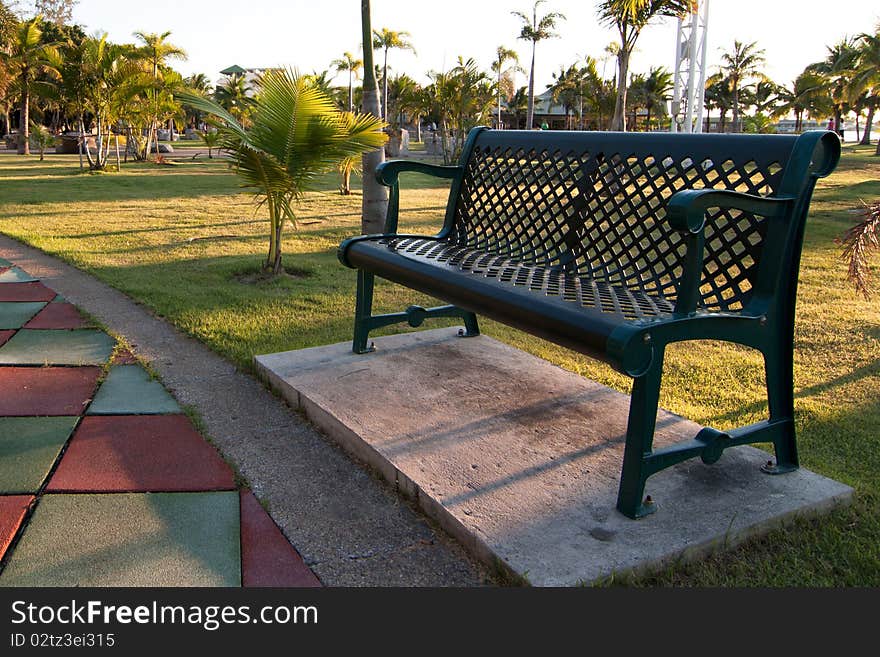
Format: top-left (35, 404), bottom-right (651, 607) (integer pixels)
top-left (527, 42), bottom-right (536, 129)
top-left (18, 77), bottom-right (30, 155)
top-left (115, 134), bottom-right (121, 170)
top-left (860, 106), bottom-right (874, 146)
top-left (612, 49), bottom-right (629, 132)
top-left (360, 0), bottom-right (388, 235)
top-left (382, 48), bottom-right (389, 121)
top-left (348, 70), bottom-right (354, 113)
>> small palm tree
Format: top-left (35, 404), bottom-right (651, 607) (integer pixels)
top-left (133, 30), bottom-right (187, 159)
top-left (513, 1), bottom-right (565, 130)
top-left (29, 121), bottom-right (54, 160)
top-left (372, 27), bottom-right (415, 121)
top-left (180, 70), bottom-right (387, 275)
top-left (200, 130), bottom-right (219, 158)
top-left (332, 52), bottom-right (362, 113)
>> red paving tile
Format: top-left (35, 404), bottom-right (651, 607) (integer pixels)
top-left (0, 282), bottom-right (56, 303)
top-left (47, 415), bottom-right (236, 493)
top-left (239, 490), bottom-right (321, 587)
top-left (0, 330), bottom-right (14, 348)
top-left (0, 367), bottom-right (102, 417)
top-left (24, 302), bottom-right (88, 329)
top-left (0, 496), bottom-right (33, 561)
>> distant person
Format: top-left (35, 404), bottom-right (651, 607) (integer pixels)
top-left (827, 117), bottom-right (835, 132)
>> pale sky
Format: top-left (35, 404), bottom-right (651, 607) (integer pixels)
top-left (59, 0), bottom-right (880, 92)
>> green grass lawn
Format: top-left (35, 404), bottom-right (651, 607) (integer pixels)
top-left (1, 145), bottom-right (878, 586)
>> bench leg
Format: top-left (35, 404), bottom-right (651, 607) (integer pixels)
top-left (353, 270), bottom-right (377, 354)
top-left (762, 349), bottom-right (799, 474)
top-left (617, 347), bottom-right (665, 519)
top-left (461, 311), bottom-right (480, 338)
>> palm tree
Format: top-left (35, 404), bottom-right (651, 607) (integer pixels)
top-left (180, 71), bottom-right (386, 276)
top-left (0, 17), bottom-right (61, 154)
top-left (507, 86), bottom-right (530, 129)
top-left (808, 37), bottom-right (858, 139)
top-left (372, 27), bottom-right (414, 121)
top-left (361, 0), bottom-right (388, 235)
top-left (850, 28), bottom-right (879, 149)
top-left (783, 70), bottom-right (832, 133)
top-left (721, 40), bottom-right (766, 133)
top-left (638, 66), bottom-right (672, 129)
top-left (597, 0), bottom-right (687, 132)
top-left (332, 51), bottom-right (362, 113)
top-left (133, 30), bottom-right (186, 159)
top-left (513, 1), bottom-right (564, 130)
top-left (704, 72), bottom-right (734, 132)
top-left (215, 73), bottom-right (252, 125)
top-left (29, 120), bottom-right (53, 159)
top-left (548, 64), bottom-right (583, 129)
top-left (491, 46), bottom-right (520, 128)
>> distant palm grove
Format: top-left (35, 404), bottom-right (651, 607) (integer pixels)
top-left (1, 0), bottom-right (878, 166)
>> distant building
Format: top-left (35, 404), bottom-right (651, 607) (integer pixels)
top-left (218, 65), bottom-right (280, 89)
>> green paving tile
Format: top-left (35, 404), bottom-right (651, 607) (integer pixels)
top-left (88, 365), bottom-right (182, 415)
top-left (0, 492), bottom-right (241, 587)
top-left (0, 258), bottom-right (11, 267)
top-left (0, 417), bottom-right (77, 494)
top-left (0, 330), bottom-right (115, 365)
top-left (0, 267), bottom-right (38, 283)
top-left (0, 302), bottom-right (47, 329)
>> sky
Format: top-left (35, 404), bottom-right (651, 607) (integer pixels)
top-left (52, 0), bottom-right (880, 92)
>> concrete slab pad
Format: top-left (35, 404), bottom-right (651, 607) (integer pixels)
top-left (88, 365), bottom-right (182, 415)
top-left (0, 496), bottom-right (33, 561)
top-left (240, 490), bottom-right (321, 587)
top-left (0, 302), bottom-right (47, 329)
top-left (24, 301), bottom-right (88, 330)
top-left (0, 492), bottom-right (241, 587)
top-left (0, 367), bottom-right (101, 417)
top-left (0, 418), bottom-right (77, 493)
top-left (47, 415), bottom-right (236, 493)
top-left (0, 331), bottom-right (13, 348)
top-left (0, 282), bottom-right (56, 303)
top-left (0, 267), bottom-right (38, 283)
top-left (0, 329), bottom-right (115, 365)
top-left (256, 329), bottom-right (854, 586)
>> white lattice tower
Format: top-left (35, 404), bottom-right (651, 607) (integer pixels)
top-left (671, 0), bottom-right (710, 133)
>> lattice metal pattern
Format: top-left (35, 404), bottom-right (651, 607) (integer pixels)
top-left (446, 134), bottom-right (789, 314)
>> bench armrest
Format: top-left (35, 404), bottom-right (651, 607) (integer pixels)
top-left (375, 161), bottom-right (464, 234)
top-left (376, 160), bottom-right (463, 186)
top-left (667, 190), bottom-right (796, 316)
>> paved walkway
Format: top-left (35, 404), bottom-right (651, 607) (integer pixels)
top-left (0, 258), bottom-right (320, 586)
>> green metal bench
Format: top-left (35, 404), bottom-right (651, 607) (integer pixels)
top-left (338, 127), bottom-right (840, 519)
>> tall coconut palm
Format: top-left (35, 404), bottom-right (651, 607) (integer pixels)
top-left (513, 1), bottom-right (564, 130)
top-left (721, 40), bottom-right (766, 133)
top-left (850, 28), bottom-right (879, 149)
top-left (332, 51), bottom-right (362, 113)
top-left (179, 71), bottom-right (386, 275)
top-left (372, 27), bottom-right (414, 121)
top-left (215, 73), bottom-right (252, 125)
top-left (0, 17), bottom-right (61, 154)
top-left (629, 65), bottom-right (672, 130)
top-left (808, 38), bottom-right (858, 138)
top-left (361, 1), bottom-right (388, 234)
top-left (597, 0), bottom-right (687, 132)
top-left (133, 30), bottom-right (186, 159)
top-left (491, 46), bottom-right (520, 128)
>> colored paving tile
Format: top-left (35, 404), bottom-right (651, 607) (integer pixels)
top-left (240, 490), bottom-right (321, 587)
top-left (0, 492), bottom-right (241, 587)
top-left (0, 267), bottom-right (38, 283)
top-left (0, 329), bottom-right (115, 365)
top-left (24, 302), bottom-right (88, 330)
top-left (47, 415), bottom-right (236, 493)
top-left (0, 282), bottom-right (56, 303)
top-left (0, 367), bottom-right (101, 417)
top-left (0, 496), bottom-right (33, 562)
top-left (0, 302), bottom-right (47, 330)
top-left (88, 365), bottom-right (182, 415)
top-left (0, 258), bottom-right (11, 267)
top-left (0, 418), bottom-right (77, 493)
top-left (0, 331), bottom-right (14, 348)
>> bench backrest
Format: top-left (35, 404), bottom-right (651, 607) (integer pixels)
top-left (446, 129), bottom-right (838, 315)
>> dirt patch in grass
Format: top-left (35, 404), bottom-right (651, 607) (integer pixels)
top-left (233, 265), bottom-right (313, 284)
